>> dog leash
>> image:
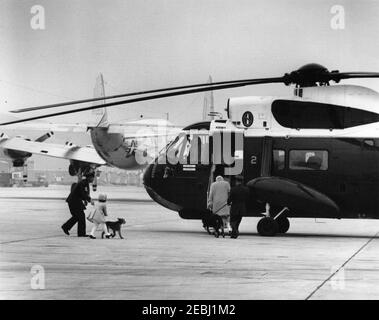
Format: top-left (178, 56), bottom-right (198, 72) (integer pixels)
top-left (210, 202), bottom-right (229, 215)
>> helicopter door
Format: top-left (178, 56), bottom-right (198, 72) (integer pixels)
top-left (260, 136), bottom-right (273, 177)
top-left (357, 139), bottom-right (379, 216)
top-left (169, 132), bottom-right (211, 212)
top-left (210, 131), bottom-right (244, 185)
top-left (244, 136), bottom-right (272, 181)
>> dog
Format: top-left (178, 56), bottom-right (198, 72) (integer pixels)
top-left (202, 211), bottom-right (225, 238)
top-left (102, 218), bottom-right (126, 239)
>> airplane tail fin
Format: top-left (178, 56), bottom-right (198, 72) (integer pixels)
top-left (92, 73), bottom-right (109, 127)
top-left (202, 75), bottom-right (214, 121)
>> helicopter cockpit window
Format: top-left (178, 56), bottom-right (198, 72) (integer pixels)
top-left (272, 149), bottom-right (285, 170)
top-left (164, 133), bottom-right (186, 163)
top-left (164, 131), bottom-right (209, 164)
top-left (289, 150), bottom-right (328, 171)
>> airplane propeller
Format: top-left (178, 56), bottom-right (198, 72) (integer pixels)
top-left (3, 63), bottom-right (379, 125)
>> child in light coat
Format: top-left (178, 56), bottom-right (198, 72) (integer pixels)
top-left (89, 193), bottom-right (111, 239)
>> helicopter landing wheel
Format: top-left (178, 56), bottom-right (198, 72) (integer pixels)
top-left (276, 216), bottom-right (290, 234)
top-left (257, 217), bottom-right (279, 236)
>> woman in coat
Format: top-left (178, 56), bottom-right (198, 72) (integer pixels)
top-left (208, 176), bottom-right (231, 231)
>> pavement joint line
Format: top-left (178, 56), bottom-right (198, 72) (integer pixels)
top-left (0, 234), bottom-right (62, 245)
top-left (304, 230), bottom-right (379, 300)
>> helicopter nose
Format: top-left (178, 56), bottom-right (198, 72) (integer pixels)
top-left (143, 163), bottom-right (182, 212)
top-left (143, 163), bottom-right (153, 188)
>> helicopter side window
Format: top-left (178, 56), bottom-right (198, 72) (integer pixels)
top-left (289, 150), bottom-right (328, 171)
top-left (272, 149), bottom-right (285, 170)
top-left (272, 100), bottom-right (379, 129)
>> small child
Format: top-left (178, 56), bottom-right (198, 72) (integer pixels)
top-left (89, 193), bottom-right (111, 239)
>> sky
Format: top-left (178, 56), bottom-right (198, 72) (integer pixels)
top-left (1, 0), bottom-right (379, 128)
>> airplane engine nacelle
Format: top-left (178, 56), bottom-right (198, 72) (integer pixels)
top-left (3, 148), bottom-right (32, 167)
top-left (1, 132), bottom-right (55, 168)
top-left (68, 160), bottom-right (94, 176)
top-left (11, 157), bottom-right (29, 167)
top-left (68, 162), bottom-right (79, 176)
top-left (68, 160), bottom-right (101, 192)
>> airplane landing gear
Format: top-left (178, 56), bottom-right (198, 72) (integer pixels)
top-left (257, 204), bottom-right (290, 236)
top-left (68, 160), bottom-right (100, 191)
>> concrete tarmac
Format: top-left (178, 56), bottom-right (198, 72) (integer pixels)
top-left (1, 185), bottom-right (379, 300)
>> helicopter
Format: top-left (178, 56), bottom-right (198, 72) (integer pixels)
top-left (3, 63), bottom-right (379, 236)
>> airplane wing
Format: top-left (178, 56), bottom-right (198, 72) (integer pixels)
top-left (0, 137), bottom-right (106, 165)
top-left (107, 119), bottom-right (183, 139)
top-left (110, 130), bottom-right (181, 140)
top-left (3, 120), bottom-right (89, 133)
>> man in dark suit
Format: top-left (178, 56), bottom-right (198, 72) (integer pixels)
top-left (227, 175), bottom-right (249, 239)
top-left (61, 174), bottom-right (94, 237)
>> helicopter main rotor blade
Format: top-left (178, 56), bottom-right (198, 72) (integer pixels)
top-left (11, 77), bottom-right (283, 113)
top-left (1, 78), bottom-right (284, 125)
top-left (331, 72), bottom-right (379, 81)
top-left (5, 63), bottom-right (379, 126)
